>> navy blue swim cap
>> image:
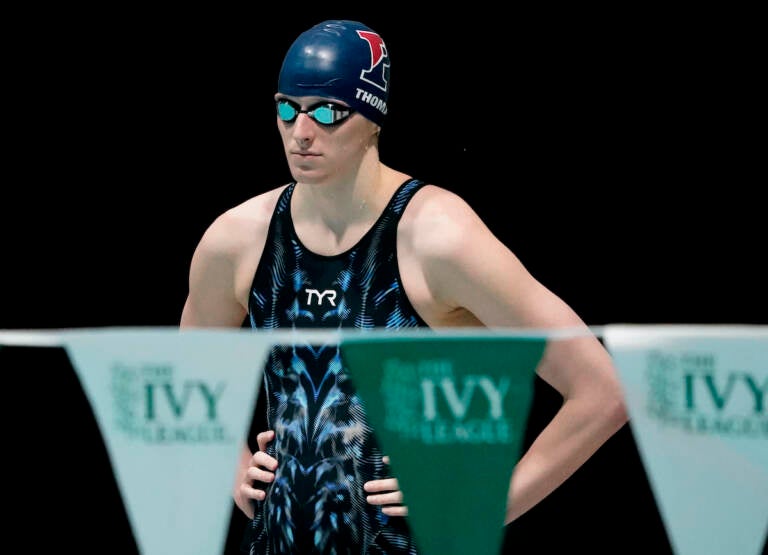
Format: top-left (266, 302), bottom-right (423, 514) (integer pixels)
top-left (278, 20), bottom-right (390, 126)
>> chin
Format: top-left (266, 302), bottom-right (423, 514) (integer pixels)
top-left (291, 167), bottom-right (329, 184)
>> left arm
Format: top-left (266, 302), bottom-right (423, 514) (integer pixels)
top-left (366, 187), bottom-right (628, 521)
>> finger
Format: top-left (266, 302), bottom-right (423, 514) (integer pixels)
top-left (239, 481), bottom-right (268, 502)
top-left (252, 450), bottom-right (278, 471)
top-left (381, 505), bottom-right (408, 517)
top-left (382, 455), bottom-right (390, 465)
top-left (366, 490), bottom-right (404, 506)
top-left (256, 430), bottom-right (275, 452)
top-left (246, 464), bottom-right (276, 484)
top-left (364, 478), bottom-right (399, 493)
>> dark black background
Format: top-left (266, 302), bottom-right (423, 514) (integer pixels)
top-left (4, 6), bottom-right (764, 555)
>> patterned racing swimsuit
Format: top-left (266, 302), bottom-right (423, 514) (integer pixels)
top-left (247, 178), bottom-right (427, 554)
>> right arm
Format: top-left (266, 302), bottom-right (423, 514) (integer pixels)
top-left (180, 189), bottom-right (284, 517)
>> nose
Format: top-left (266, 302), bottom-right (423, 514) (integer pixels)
top-left (291, 112), bottom-right (316, 145)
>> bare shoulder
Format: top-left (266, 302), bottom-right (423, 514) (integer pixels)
top-left (196, 185), bottom-right (287, 257)
top-left (396, 184), bottom-right (524, 326)
top-left (399, 184), bottom-right (489, 257)
top-left (185, 184), bottom-right (289, 320)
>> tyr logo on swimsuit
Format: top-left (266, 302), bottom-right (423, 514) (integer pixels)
top-left (305, 288), bottom-right (338, 307)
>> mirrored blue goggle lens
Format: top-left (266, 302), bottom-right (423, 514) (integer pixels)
top-left (310, 105), bottom-right (335, 125)
top-left (277, 101), bottom-right (298, 122)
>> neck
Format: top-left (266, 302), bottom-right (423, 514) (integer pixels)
top-left (290, 163), bottom-right (407, 253)
top-left (295, 161), bottom-right (386, 226)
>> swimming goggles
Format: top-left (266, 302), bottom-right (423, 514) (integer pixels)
top-left (275, 98), bottom-right (355, 126)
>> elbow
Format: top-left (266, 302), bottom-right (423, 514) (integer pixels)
top-left (604, 389), bottom-right (630, 433)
